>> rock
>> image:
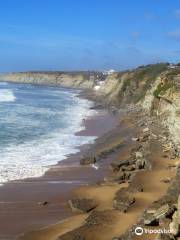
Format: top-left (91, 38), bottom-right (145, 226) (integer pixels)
top-left (114, 188), bottom-right (135, 212)
top-left (85, 210), bottom-right (112, 227)
top-left (113, 171), bottom-right (125, 181)
top-left (68, 199), bottom-right (98, 213)
top-left (169, 195), bottom-right (180, 236)
top-left (129, 181), bottom-right (144, 192)
top-left (162, 178), bottom-right (171, 184)
top-left (169, 221), bottom-right (179, 236)
top-left (135, 151), bottom-right (143, 159)
top-left (132, 137), bottom-right (139, 142)
top-left (38, 201), bottom-right (49, 206)
top-left (80, 154), bottom-right (96, 165)
top-left (135, 158), bottom-right (145, 169)
top-left (159, 217), bottom-right (171, 227)
top-left (143, 212), bottom-right (158, 226)
top-left (121, 165), bottom-right (135, 172)
top-left (58, 233), bottom-right (85, 240)
top-left (156, 233), bottom-right (175, 240)
top-left (140, 135), bottom-right (150, 142)
top-left (154, 204), bottom-right (170, 219)
top-left (143, 127), bottom-right (149, 133)
top-left (111, 159), bottom-right (130, 172)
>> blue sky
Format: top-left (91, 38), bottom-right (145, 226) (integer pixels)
top-left (0, 0), bottom-right (180, 71)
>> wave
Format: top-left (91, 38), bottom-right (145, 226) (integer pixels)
top-left (0, 93), bottom-right (96, 184)
top-left (0, 89), bottom-right (16, 102)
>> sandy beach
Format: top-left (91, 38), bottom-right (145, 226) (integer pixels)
top-left (18, 108), bottom-right (178, 240)
top-left (0, 108), bottom-right (119, 239)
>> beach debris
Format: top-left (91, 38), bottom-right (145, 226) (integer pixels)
top-left (68, 198), bottom-right (98, 213)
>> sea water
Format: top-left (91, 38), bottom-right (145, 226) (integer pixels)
top-left (0, 82), bottom-right (96, 184)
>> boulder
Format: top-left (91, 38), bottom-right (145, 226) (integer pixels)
top-left (169, 221), bottom-right (179, 236)
top-left (135, 151), bottom-right (143, 159)
top-left (135, 159), bottom-right (145, 169)
top-left (169, 195), bottom-right (180, 236)
top-left (113, 171), bottom-right (125, 181)
top-left (113, 188), bottom-right (135, 212)
top-left (111, 159), bottom-right (130, 172)
top-left (80, 154), bottom-right (96, 165)
top-left (131, 137), bottom-right (139, 142)
top-left (121, 164), bottom-right (135, 172)
top-left (129, 181), bottom-right (144, 192)
top-left (68, 199), bottom-right (98, 213)
top-left (155, 233), bottom-right (175, 240)
top-left (143, 212), bottom-right (158, 226)
top-left (143, 127), bottom-right (149, 133)
top-left (154, 204), bottom-right (170, 219)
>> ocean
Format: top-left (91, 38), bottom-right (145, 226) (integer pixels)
top-left (0, 82), bottom-right (96, 184)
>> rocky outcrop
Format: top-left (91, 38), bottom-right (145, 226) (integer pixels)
top-left (68, 198), bottom-right (98, 213)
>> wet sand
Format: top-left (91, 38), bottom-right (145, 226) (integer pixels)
top-left (0, 109), bottom-right (118, 239)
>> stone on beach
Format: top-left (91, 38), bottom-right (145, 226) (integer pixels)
top-left (68, 198), bottom-right (98, 213)
top-left (113, 188), bottom-right (135, 212)
top-left (80, 154), bottom-right (97, 165)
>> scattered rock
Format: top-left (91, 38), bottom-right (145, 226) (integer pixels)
top-left (132, 137), bottom-right (139, 142)
top-left (114, 188), bottom-right (135, 212)
top-left (155, 233), bottom-right (175, 240)
top-left (113, 171), bottom-right (125, 181)
top-left (162, 178), bottom-right (171, 184)
top-left (129, 181), bottom-right (144, 192)
top-left (68, 199), bottom-right (98, 213)
top-left (135, 151), bottom-right (143, 159)
top-left (143, 212), bottom-right (158, 226)
top-left (143, 127), bottom-right (149, 133)
top-left (154, 204), bottom-right (170, 219)
top-left (110, 159), bottom-right (130, 172)
top-left (169, 221), bottom-right (179, 236)
top-left (38, 201), bottom-right (49, 206)
top-left (135, 158), bottom-right (145, 169)
top-left (80, 154), bottom-right (96, 165)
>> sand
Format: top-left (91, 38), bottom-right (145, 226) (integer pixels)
top-left (20, 123), bottom-right (177, 240)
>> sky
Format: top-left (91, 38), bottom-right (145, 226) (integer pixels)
top-left (0, 0), bottom-right (180, 72)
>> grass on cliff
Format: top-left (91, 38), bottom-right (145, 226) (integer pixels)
top-left (120, 63), bottom-right (168, 103)
top-left (153, 82), bottom-right (175, 98)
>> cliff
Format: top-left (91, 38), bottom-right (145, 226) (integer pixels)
top-left (0, 63), bottom-right (179, 145)
top-left (0, 71), bottom-right (103, 89)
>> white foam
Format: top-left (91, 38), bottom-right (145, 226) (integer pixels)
top-left (0, 94), bottom-right (97, 185)
top-left (0, 89), bottom-right (16, 102)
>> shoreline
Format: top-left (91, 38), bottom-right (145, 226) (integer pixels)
top-left (19, 106), bottom-right (179, 240)
top-left (0, 103), bottom-right (119, 239)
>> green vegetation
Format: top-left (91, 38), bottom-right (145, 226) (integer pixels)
top-left (153, 82), bottom-right (175, 98)
top-left (120, 63), bottom-right (168, 103)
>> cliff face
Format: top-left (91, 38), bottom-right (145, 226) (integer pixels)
top-left (0, 72), bottom-right (102, 89)
top-left (0, 64), bottom-right (179, 145)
